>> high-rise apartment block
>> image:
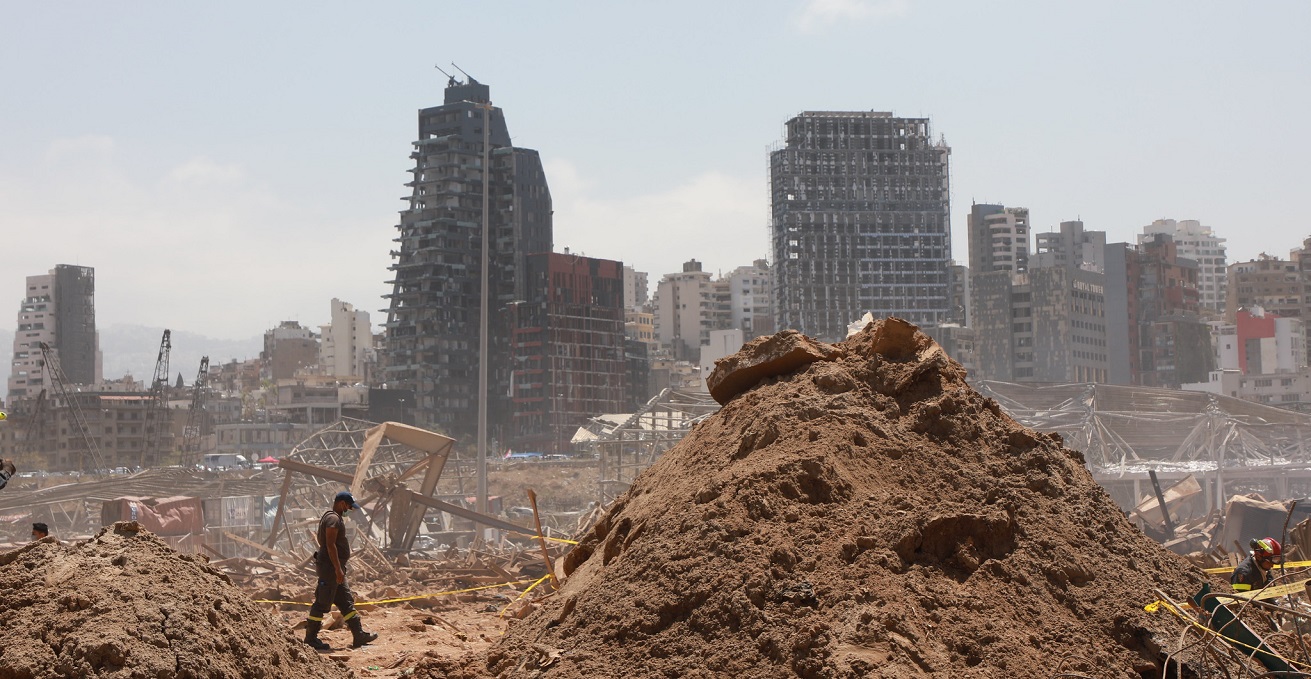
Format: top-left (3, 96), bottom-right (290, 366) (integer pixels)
top-left (7, 265), bottom-right (100, 401)
top-left (1141, 219), bottom-right (1226, 317)
top-left (507, 253), bottom-right (625, 453)
top-left (770, 111), bottom-right (952, 341)
top-left (382, 77), bottom-right (552, 438)
top-left (623, 266), bottom-right (649, 311)
top-left (967, 203), bottom-right (1029, 274)
top-left (1032, 220), bottom-right (1106, 274)
top-left (653, 260), bottom-right (723, 362)
top-left (319, 298), bottom-right (374, 381)
top-left (1227, 255), bottom-right (1301, 321)
top-left (724, 259), bottom-right (774, 340)
top-left (1106, 235), bottom-right (1212, 388)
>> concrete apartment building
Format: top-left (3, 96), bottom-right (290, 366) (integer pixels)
top-left (319, 298), bottom-right (374, 381)
top-left (382, 77), bottom-right (553, 439)
top-left (507, 252), bottom-right (626, 454)
top-left (972, 267), bottom-right (1109, 383)
top-left (1142, 219), bottom-right (1226, 317)
top-left (261, 321), bottom-right (318, 381)
top-left (623, 266), bottom-right (649, 311)
top-left (653, 260), bottom-right (727, 362)
top-left (7, 265), bottom-right (100, 402)
top-left (1106, 234), bottom-right (1212, 388)
top-left (771, 111), bottom-right (952, 341)
top-left (967, 203), bottom-right (1029, 274)
top-left (1032, 220), bottom-right (1106, 274)
top-left (1227, 255), bottom-right (1302, 324)
top-left (724, 259), bottom-right (774, 340)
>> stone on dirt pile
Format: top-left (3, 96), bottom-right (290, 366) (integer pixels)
top-left (0, 521), bottom-right (351, 679)
top-left (471, 318), bottom-right (1208, 678)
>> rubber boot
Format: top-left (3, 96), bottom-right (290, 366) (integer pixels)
top-left (348, 616), bottom-right (378, 648)
top-left (304, 620), bottom-right (331, 651)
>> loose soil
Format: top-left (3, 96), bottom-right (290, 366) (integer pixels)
top-left (0, 521), bottom-right (352, 679)
top-left (428, 319), bottom-right (1215, 677)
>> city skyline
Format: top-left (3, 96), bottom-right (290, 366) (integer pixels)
top-left (2, 2), bottom-right (1309, 341)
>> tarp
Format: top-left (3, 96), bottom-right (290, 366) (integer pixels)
top-left (101, 496), bottom-right (204, 536)
top-left (257, 456), bottom-right (278, 463)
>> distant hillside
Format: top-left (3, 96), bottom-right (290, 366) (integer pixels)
top-left (98, 325), bottom-right (263, 384)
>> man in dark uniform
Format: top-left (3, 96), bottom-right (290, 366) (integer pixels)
top-left (1231, 537), bottom-right (1281, 593)
top-left (303, 490), bottom-right (378, 651)
top-left (31, 522), bottom-right (48, 540)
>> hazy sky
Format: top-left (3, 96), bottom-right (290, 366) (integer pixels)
top-left (2, 1), bottom-right (1308, 341)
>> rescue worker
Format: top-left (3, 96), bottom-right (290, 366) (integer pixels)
top-left (31, 522), bottom-right (48, 540)
top-left (304, 490), bottom-right (378, 651)
top-left (0, 458), bottom-right (14, 491)
top-left (1231, 537), bottom-right (1281, 593)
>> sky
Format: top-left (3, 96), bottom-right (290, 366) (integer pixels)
top-left (2, 1), bottom-right (1309, 343)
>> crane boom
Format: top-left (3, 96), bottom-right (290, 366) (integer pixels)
top-left (181, 356), bottom-right (209, 465)
top-left (144, 330), bottom-right (172, 467)
top-left (37, 342), bottom-right (107, 475)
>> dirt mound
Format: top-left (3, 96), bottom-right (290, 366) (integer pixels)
top-left (0, 522), bottom-right (351, 679)
top-left (457, 318), bottom-right (1212, 678)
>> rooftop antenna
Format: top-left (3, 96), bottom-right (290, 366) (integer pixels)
top-left (451, 62), bottom-right (479, 85)
top-left (434, 64), bottom-right (458, 86)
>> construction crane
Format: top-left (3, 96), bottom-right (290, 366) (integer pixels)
top-left (143, 330), bottom-right (172, 467)
top-left (181, 356), bottom-right (209, 466)
top-left (37, 342), bottom-right (107, 475)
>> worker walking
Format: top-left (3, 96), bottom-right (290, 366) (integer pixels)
top-left (304, 490), bottom-right (378, 651)
top-left (1231, 537), bottom-right (1281, 593)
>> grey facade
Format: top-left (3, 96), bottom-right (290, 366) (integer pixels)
top-left (382, 78), bottom-right (552, 439)
top-left (1104, 244), bottom-right (1133, 385)
top-left (971, 267), bottom-right (1109, 383)
top-left (1032, 220), bottom-right (1106, 274)
top-left (967, 203), bottom-right (1029, 275)
top-left (770, 111), bottom-right (952, 341)
top-left (52, 265), bottom-right (97, 386)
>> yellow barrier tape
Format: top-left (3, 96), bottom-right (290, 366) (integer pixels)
top-left (1148, 597), bottom-right (1308, 671)
top-left (507, 530), bottom-right (578, 545)
top-left (253, 578), bottom-right (537, 607)
top-left (498, 574), bottom-right (553, 619)
top-left (1144, 578), bottom-right (1311, 612)
top-left (1203, 559), bottom-right (1311, 575)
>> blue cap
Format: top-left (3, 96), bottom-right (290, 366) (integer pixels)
top-left (335, 490), bottom-right (361, 510)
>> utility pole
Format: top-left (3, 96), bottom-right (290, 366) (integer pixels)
top-left (477, 99), bottom-right (491, 519)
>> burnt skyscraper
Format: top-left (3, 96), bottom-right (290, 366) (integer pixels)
top-left (770, 111), bottom-right (952, 341)
top-left (7, 264), bottom-right (99, 401)
top-left (382, 77), bottom-right (552, 439)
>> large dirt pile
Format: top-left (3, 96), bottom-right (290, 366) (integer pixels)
top-left (0, 522), bottom-right (351, 679)
top-left (468, 319), bottom-right (1210, 678)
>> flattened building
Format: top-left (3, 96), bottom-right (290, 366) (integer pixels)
top-left (770, 111), bottom-right (952, 341)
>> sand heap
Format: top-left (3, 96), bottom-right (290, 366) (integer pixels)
top-left (434, 318), bottom-right (1214, 679)
top-left (0, 522), bottom-right (351, 679)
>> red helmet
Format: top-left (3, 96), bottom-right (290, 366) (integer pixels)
top-left (1254, 537), bottom-right (1282, 557)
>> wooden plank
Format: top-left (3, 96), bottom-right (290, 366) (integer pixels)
top-left (223, 530), bottom-right (302, 566)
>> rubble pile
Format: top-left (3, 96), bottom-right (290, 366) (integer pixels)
top-left (0, 522), bottom-right (350, 679)
top-left (462, 319), bottom-right (1210, 677)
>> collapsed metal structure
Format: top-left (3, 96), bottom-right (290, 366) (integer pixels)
top-left (973, 381), bottom-right (1311, 512)
top-left (580, 388), bottom-right (721, 503)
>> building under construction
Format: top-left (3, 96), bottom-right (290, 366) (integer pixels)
top-left (770, 111), bottom-right (952, 341)
top-left (382, 76), bottom-right (552, 441)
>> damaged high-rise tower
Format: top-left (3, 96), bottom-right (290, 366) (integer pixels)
top-left (770, 112), bottom-right (952, 341)
top-left (382, 76), bottom-right (552, 439)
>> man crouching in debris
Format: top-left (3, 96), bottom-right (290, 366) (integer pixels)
top-left (304, 490), bottom-right (378, 651)
top-left (1231, 537), bottom-right (1281, 593)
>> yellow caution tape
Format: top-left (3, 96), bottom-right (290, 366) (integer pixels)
top-left (1148, 597), bottom-right (1309, 671)
top-left (1144, 578), bottom-right (1311, 612)
top-left (1203, 559), bottom-right (1311, 575)
top-left (506, 530), bottom-right (578, 545)
top-left (253, 578), bottom-right (538, 607)
top-left (498, 574), bottom-right (553, 619)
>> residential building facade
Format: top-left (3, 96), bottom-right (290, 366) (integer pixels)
top-left (770, 111), bottom-right (952, 340)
